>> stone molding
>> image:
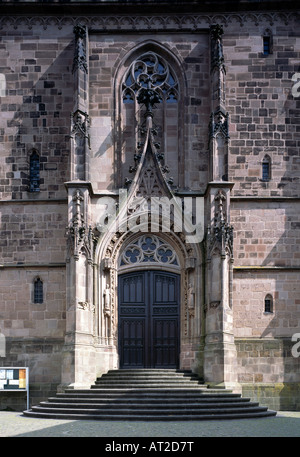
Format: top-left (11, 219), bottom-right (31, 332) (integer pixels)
top-left (0, 11), bottom-right (298, 31)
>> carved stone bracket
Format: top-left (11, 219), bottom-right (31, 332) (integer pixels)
top-left (185, 257), bottom-right (196, 271)
top-left (78, 301), bottom-right (95, 313)
top-left (209, 111), bottom-right (229, 141)
top-left (71, 109), bottom-right (90, 147)
top-left (103, 257), bottom-right (112, 271)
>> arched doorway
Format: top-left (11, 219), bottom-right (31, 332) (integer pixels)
top-left (117, 234), bottom-right (181, 368)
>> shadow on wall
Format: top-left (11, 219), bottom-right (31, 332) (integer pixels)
top-left (258, 101), bottom-right (300, 409)
top-left (0, 29), bottom-right (76, 409)
top-left (233, 69), bottom-right (300, 411)
top-left (2, 34), bottom-right (74, 200)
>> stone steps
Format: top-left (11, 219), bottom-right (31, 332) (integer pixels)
top-left (23, 369), bottom-right (277, 421)
top-left (47, 395), bottom-right (250, 403)
top-left (38, 400), bottom-right (261, 410)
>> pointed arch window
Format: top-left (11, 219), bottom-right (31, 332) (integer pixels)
top-left (29, 150), bottom-right (40, 192)
top-left (33, 277), bottom-right (43, 304)
top-left (262, 155), bottom-right (271, 181)
top-left (119, 48), bottom-right (182, 189)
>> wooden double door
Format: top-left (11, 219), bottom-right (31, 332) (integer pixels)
top-left (118, 270), bottom-right (180, 368)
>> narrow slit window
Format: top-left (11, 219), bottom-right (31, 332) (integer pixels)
top-left (262, 155), bottom-right (271, 181)
top-left (29, 151), bottom-right (40, 192)
top-left (262, 162), bottom-right (270, 181)
top-left (34, 278), bottom-right (43, 304)
top-left (263, 36), bottom-right (271, 55)
top-left (262, 30), bottom-right (272, 56)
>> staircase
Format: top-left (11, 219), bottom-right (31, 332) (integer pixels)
top-left (23, 369), bottom-right (276, 420)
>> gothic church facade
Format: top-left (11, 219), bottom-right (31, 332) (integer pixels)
top-left (0, 0), bottom-right (300, 411)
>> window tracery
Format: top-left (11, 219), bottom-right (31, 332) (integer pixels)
top-left (122, 52), bottom-right (178, 104)
top-left (119, 49), bottom-right (181, 188)
top-left (120, 235), bottom-right (178, 267)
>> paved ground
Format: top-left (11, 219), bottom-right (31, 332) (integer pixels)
top-left (0, 411), bottom-right (299, 437)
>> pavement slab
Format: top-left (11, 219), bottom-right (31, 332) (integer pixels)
top-left (0, 411), bottom-right (299, 438)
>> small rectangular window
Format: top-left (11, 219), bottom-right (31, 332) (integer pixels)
top-left (263, 37), bottom-right (271, 56)
top-left (264, 299), bottom-right (271, 313)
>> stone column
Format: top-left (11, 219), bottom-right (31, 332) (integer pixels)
top-left (204, 182), bottom-right (239, 390)
top-left (60, 180), bottom-right (97, 390)
top-left (58, 26), bottom-right (97, 391)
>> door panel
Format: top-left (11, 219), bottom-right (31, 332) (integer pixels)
top-left (152, 318), bottom-right (178, 367)
top-left (120, 318), bottom-right (145, 367)
top-left (118, 270), bottom-right (180, 368)
top-left (154, 273), bottom-right (177, 303)
top-left (122, 273), bottom-right (144, 304)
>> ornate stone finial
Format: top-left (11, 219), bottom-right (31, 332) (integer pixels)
top-left (66, 190), bottom-right (95, 264)
top-left (206, 190), bottom-right (234, 260)
top-left (210, 24), bottom-right (224, 41)
top-left (73, 24), bottom-right (88, 74)
top-left (137, 87), bottom-right (162, 117)
top-left (210, 24), bottom-right (225, 72)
